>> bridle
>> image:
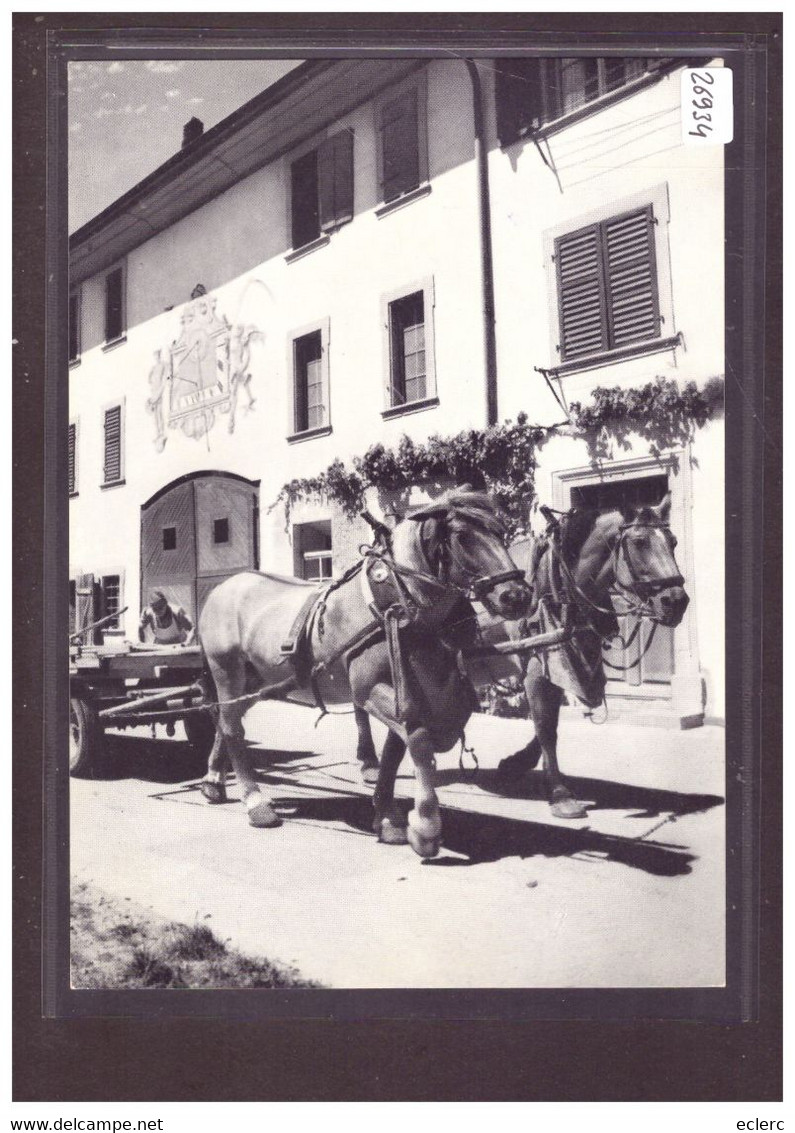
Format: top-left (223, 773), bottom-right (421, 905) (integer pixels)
top-left (612, 520), bottom-right (684, 605)
top-left (544, 513), bottom-right (684, 626)
top-left (360, 516), bottom-right (524, 614)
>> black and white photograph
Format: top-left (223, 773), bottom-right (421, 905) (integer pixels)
top-left (63, 42), bottom-right (735, 996)
top-left (12, 17), bottom-right (782, 1106)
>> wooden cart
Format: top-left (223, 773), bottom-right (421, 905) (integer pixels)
top-left (69, 640), bottom-right (216, 777)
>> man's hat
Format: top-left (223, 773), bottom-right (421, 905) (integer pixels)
top-left (149, 589), bottom-right (168, 609)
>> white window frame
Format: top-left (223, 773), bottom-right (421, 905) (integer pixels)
top-left (543, 183), bottom-right (678, 376)
top-left (99, 569), bottom-right (126, 637)
top-left (381, 276), bottom-right (437, 418)
top-left (286, 317), bottom-right (331, 441)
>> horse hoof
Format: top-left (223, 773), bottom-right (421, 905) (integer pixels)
top-left (407, 826), bottom-right (441, 859)
top-left (200, 780), bottom-right (227, 805)
top-left (375, 817), bottom-right (408, 845)
top-left (360, 762), bottom-right (380, 786)
top-left (247, 800), bottom-right (282, 828)
top-left (550, 796), bottom-right (588, 820)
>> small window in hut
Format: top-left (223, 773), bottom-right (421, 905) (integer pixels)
top-left (162, 526), bottom-right (177, 551)
top-left (213, 518), bottom-right (230, 545)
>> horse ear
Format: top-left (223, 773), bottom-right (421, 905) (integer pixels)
top-left (619, 503), bottom-right (636, 525)
top-left (655, 493), bottom-right (672, 523)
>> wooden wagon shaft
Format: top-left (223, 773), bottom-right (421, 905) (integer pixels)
top-left (463, 625), bottom-right (570, 659)
top-left (70, 606), bottom-right (129, 643)
top-left (98, 682), bottom-right (201, 719)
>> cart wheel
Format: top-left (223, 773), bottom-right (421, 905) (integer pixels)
top-left (183, 709), bottom-right (217, 767)
top-left (69, 697), bottom-right (104, 778)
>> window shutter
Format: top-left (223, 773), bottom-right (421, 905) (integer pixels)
top-left (103, 405), bottom-right (122, 483)
top-left (291, 150), bottom-right (319, 249)
top-left (555, 225), bottom-right (608, 360)
top-left (602, 208), bottom-right (660, 348)
top-left (494, 59), bottom-right (544, 145)
top-left (318, 130), bottom-right (354, 232)
top-left (68, 423), bottom-right (76, 495)
top-left (380, 92), bottom-right (419, 203)
top-left (105, 268), bottom-right (124, 342)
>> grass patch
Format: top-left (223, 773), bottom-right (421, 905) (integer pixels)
top-left (71, 882), bottom-right (322, 989)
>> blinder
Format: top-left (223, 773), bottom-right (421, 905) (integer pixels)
top-left (615, 521), bottom-right (684, 600)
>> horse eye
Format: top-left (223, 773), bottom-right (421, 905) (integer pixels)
top-left (670, 535), bottom-right (678, 548)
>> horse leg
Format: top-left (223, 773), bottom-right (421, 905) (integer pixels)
top-left (353, 704), bottom-right (380, 785)
top-left (405, 726), bottom-right (442, 859)
top-left (200, 726), bottom-right (229, 804)
top-left (497, 734), bottom-right (543, 779)
top-left (525, 663), bottom-right (587, 820)
top-left (372, 730), bottom-right (408, 844)
top-left (212, 657), bottom-right (281, 828)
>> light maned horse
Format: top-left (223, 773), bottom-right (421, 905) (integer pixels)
top-left (354, 495), bottom-right (689, 821)
top-left (198, 492), bottom-right (531, 857)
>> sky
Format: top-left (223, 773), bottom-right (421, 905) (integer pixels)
top-left (68, 59), bottom-right (300, 232)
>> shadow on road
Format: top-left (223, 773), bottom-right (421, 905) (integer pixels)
top-left (253, 774), bottom-right (701, 878)
top-left (435, 767), bottom-right (724, 821)
top-left (96, 734), bottom-right (316, 784)
top-left (92, 736), bottom-right (720, 879)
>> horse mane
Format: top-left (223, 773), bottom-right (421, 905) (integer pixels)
top-left (442, 490), bottom-right (508, 539)
top-left (560, 507), bottom-right (600, 564)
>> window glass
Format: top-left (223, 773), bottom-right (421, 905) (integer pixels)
top-left (102, 575), bottom-right (121, 629)
top-left (389, 292), bottom-right (426, 405)
top-left (213, 518), bottom-right (230, 545)
top-left (162, 526), bottom-right (177, 551)
top-left (293, 330), bottom-right (325, 432)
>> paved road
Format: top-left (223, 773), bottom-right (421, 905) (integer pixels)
top-left (70, 703), bottom-right (726, 989)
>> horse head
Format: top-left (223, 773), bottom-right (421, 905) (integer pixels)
top-left (395, 490), bottom-right (533, 620)
top-left (607, 494), bottom-right (689, 627)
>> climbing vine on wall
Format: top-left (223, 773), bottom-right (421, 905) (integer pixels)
top-left (272, 377), bottom-right (724, 525)
top-left (568, 376), bottom-right (725, 462)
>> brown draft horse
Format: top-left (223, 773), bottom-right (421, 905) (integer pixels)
top-left (353, 495), bottom-right (689, 821)
top-left (198, 491), bottom-right (531, 858)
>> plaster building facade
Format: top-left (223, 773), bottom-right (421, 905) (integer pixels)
top-left (69, 55), bottom-right (725, 726)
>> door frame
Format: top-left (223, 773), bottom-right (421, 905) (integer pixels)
top-left (550, 448), bottom-right (704, 727)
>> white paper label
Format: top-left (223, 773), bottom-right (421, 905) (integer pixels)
top-left (681, 67), bottom-right (733, 145)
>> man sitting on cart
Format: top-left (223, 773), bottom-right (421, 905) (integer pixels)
top-left (138, 589), bottom-right (195, 647)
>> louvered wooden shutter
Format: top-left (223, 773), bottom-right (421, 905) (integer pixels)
top-left (68, 423), bottom-right (76, 495)
top-left (555, 224), bottom-right (609, 360)
top-left (380, 91), bottom-right (419, 203)
top-left (319, 130), bottom-right (354, 232)
top-left (555, 207), bottom-right (659, 361)
top-left (602, 207), bottom-right (660, 348)
top-left (103, 405), bottom-right (122, 483)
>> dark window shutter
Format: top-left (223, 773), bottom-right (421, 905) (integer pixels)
top-left (68, 423), bottom-right (76, 495)
top-left (556, 207), bottom-right (660, 361)
top-left (105, 268), bottom-right (124, 342)
top-left (68, 292), bottom-right (79, 361)
top-left (380, 91), bottom-right (419, 203)
top-left (318, 130), bottom-right (354, 232)
top-left (555, 225), bottom-right (609, 360)
top-left (103, 405), bottom-right (122, 483)
top-left (602, 207), bottom-right (660, 348)
top-left (495, 59), bottom-right (544, 145)
top-left (291, 149), bottom-right (320, 248)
